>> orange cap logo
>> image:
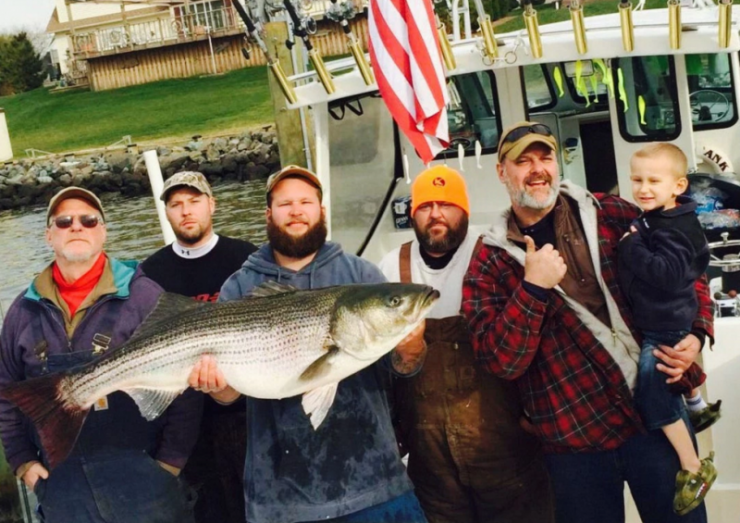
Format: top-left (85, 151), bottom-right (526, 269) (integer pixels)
top-left (433, 177), bottom-right (446, 187)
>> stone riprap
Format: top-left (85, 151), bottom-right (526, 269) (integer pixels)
top-left (0, 130), bottom-right (280, 210)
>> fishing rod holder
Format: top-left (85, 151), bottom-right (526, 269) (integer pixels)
top-left (570, 0), bottom-right (588, 54)
top-left (719, 0), bottom-right (733, 49)
top-left (619, 2), bottom-right (634, 52)
top-left (523, 3), bottom-right (543, 59)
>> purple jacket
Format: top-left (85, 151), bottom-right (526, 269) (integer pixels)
top-left (0, 258), bottom-right (202, 473)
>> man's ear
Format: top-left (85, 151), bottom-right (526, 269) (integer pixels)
top-left (496, 162), bottom-right (505, 183)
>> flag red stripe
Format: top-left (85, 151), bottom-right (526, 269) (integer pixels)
top-left (369, 0), bottom-right (449, 164)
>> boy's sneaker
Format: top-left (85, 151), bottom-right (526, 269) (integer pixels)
top-left (689, 400), bottom-right (722, 434)
top-left (673, 452), bottom-right (718, 516)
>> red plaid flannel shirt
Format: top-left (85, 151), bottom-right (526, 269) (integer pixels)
top-left (462, 194), bottom-right (714, 453)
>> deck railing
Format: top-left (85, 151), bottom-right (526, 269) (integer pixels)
top-left (72, 5), bottom-right (243, 56)
top-left (71, 1), bottom-right (369, 57)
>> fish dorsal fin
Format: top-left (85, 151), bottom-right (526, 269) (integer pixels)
top-left (249, 281), bottom-right (298, 297)
top-left (124, 388), bottom-right (183, 421)
top-left (128, 292), bottom-right (207, 344)
top-left (302, 382), bottom-right (339, 430)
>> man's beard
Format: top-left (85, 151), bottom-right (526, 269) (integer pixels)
top-left (267, 214), bottom-right (328, 259)
top-left (413, 214), bottom-right (469, 255)
top-left (504, 173), bottom-right (560, 210)
top-left (176, 224), bottom-right (207, 246)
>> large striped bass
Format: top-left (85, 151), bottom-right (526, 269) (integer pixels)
top-left (1, 281), bottom-right (439, 469)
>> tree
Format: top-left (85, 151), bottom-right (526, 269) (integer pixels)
top-left (0, 32), bottom-right (45, 95)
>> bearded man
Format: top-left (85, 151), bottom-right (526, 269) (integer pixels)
top-left (187, 165), bottom-right (431, 523)
top-left (461, 122), bottom-right (713, 523)
top-left (378, 165), bottom-right (553, 523)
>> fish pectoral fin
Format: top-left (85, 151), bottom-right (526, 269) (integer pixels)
top-left (302, 383), bottom-right (338, 430)
top-left (249, 281), bottom-right (298, 297)
top-left (124, 388), bottom-right (183, 421)
top-left (299, 346), bottom-right (339, 382)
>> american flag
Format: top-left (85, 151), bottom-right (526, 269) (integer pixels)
top-left (368, 0), bottom-right (449, 164)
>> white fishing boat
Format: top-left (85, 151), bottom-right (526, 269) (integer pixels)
top-left (264, 0), bottom-right (740, 520)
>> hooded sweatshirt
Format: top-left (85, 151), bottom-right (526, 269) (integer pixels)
top-left (219, 242), bottom-right (412, 523)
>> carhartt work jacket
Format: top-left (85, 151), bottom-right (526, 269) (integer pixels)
top-left (0, 258), bottom-right (201, 472)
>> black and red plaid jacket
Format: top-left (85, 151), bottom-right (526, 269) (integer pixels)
top-left (462, 193), bottom-right (714, 453)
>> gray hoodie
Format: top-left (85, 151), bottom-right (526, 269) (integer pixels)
top-left (219, 242), bottom-right (413, 523)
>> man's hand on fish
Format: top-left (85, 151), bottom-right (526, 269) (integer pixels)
top-left (391, 320), bottom-right (427, 375)
top-left (19, 460), bottom-right (48, 490)
top-left (653, 333), bottom-right (702, 384)
top-left (188, 355), bottom-right (241, 405)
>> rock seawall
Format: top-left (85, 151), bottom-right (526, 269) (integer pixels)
top-left (0, 130), bottom-right (280, 209)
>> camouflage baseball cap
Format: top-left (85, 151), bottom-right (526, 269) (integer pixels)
top-left (160, 171), bottom-right (213, 202)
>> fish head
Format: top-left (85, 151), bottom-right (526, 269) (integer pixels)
top-left (331, 283), bottom-right (440, 361)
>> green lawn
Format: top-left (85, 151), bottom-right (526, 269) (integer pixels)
top-left (496, 0), bottom-right (671, 34)
top-left (0, 66), bottom-right (273, 157)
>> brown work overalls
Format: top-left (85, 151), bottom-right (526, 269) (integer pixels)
top-left (392, 241), bottom-right (554, 523)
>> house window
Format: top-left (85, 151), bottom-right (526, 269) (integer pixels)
top-left (191, 0), bottom-right (226, 30)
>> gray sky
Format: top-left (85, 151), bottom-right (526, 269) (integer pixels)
top-left (0, 0), bottom-right (56, 34)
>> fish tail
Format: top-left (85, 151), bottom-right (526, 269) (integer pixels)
top-left (0, 373), bottom-right (89, 469)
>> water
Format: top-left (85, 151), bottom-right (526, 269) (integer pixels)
top-left (0, 179), bottom-right (268, 311)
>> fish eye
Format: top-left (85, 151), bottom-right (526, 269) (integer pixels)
top-left (388, 295), bottom-right (402, 307)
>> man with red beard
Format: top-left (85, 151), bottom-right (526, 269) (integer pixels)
top-left (461, 122), bottom-right (713, 523)
top-left (378, 165), bottom-right (553, 523)
top-left (188, 165), bottom-right (430, 523)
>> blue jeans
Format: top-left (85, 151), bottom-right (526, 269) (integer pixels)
top-left (634, 330), bottom-right (688, 431)
top-left (545, 418), bottom-right (706, 523)
top-left (300, 491), bottom-right (428, 523)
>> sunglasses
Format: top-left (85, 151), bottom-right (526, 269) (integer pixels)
top-left (50, 214), bottom-right (103, 229)
top-left (501, 124), bottom-right (553, 145)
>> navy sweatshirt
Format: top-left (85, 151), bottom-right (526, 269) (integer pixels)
top-left (618, 196), bottom-right (709, 332)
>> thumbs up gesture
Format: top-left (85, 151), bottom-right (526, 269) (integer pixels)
top-left (523, 235), bottom-right (567, 289)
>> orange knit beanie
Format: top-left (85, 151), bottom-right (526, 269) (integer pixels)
top-left (411, 165), bottom-right (470, 216)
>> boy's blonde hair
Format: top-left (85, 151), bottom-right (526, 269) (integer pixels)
top-left (630, 143), bottom-right (688, 179)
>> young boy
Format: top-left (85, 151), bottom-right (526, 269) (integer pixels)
top-left (619, 143), bottom-right (718, 516)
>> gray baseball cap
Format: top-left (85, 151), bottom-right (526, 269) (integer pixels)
top-left (47, 187), bottom-right (106, 225)
top-left (160, 171), bottom-right (213, 202)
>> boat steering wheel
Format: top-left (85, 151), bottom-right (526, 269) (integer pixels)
top-left (690, 89), bottom-right (731, 124)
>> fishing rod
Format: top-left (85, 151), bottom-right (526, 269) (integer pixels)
top-left (284, 0), bottom-right (336, 94)
top-left (471, 0), bottom-right (498, 61)
top-left (327, 0), bottom-right (374, 85)
top-left (232, 0), bottom-right (298, 104)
